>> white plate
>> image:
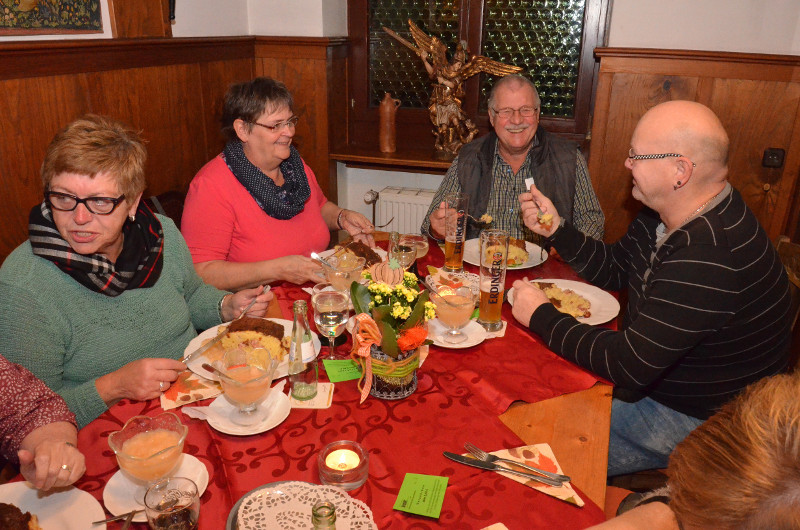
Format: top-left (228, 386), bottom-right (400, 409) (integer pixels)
top-left (428, 318), bottom-right (487, 349)
top-left (185, 318), bottom-right (320, 381)
top-left (205, 389), bottom-right (292, 436)
top-left (462, 238), bottom-right (548, 269)
top-left (507, 278), bottom-right (621, 326)
top-left (102, 453), bottom-right (209, 523)
top-left (0, 482), bottom-right (106, 529)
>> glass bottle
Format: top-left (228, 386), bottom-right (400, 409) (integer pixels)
top-left (311, 500), bottom-right (336, 529)
top-left (289, 300), bottom-right (318, 400)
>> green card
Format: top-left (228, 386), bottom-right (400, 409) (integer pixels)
top-left (393, 473), bottom-right (448, 518)
top-left (322, 359), bottom-right (362, 382)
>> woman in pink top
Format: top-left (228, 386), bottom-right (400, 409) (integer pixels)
top-left (182, 78), bottom-right (374, 290)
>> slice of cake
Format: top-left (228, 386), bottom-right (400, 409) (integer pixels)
top-left (0, 503), bottom-right (40, 530)
top-left (337, 241), bottom-right (383, 267)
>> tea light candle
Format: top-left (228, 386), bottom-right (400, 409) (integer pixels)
top-left (318, 440), bottom-right (369, 491)
top-left (325, 449), bottom-right (361, 471)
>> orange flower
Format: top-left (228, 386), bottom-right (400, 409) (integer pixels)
top-left (396, 326), bottom-right (428, 352)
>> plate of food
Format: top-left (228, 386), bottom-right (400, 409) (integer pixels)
top-left (184, 317), bottom-right (320, 382)
top-left (0, 482), bottom-right (106, 529)
top-left (319, 241), bottom-right (387, 267)
top-left (424, 265), bottom-right (480, 296)
top-left (507, 279), bottom-right (620, 326)
top-left (462, 237), bottom-right (548, 269)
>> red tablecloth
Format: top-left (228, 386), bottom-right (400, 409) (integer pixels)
top-left (64, 240), bottom-right (611, 529)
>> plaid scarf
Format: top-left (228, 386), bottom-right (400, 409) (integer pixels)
top-left (223, 139), bottom-right (310, 220)
top-left (28, 201), bottom-right (164, 297)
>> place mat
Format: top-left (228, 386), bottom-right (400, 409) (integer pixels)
top-left (160, 370), bottom-right (221, 410)
top-left (487, 443), bottom-right (584, 507)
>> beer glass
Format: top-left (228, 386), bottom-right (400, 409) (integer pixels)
top-left (477, 229), bottom-right (508, 331)
top-left (443, 193), bottom-right (469, 273)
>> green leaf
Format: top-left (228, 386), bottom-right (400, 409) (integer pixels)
top-left (400, 291), bottom-right (429, 330)
top-left (351, 282), bottom-right (371, 314)
top-left (376, 320), bottom-right (399, 358)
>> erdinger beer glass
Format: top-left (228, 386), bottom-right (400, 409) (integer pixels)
top-left (443, 193), bottom-right (469, 272)
top-left (478, 229), bottom-right (508, 331)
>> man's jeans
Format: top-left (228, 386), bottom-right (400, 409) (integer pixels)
top-left (608, 396), bottom-right (704, 477)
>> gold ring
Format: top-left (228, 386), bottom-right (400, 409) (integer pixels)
top-left (60, 464), bottom-right (70, 472)
top-left (159, 381), bottom-right (167, 392)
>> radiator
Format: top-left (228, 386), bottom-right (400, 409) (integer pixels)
top-left (375, 186), bottom-right (436, 234)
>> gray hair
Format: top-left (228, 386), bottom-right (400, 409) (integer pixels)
top-left (487, 74), bottom-right (541, 111)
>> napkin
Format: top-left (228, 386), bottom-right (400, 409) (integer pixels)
top-left (484, 320), bottom-right (507, 339)
top-left (160, 370), bottom-right (222, 410)
top-left (183, 380), bottom-right (286, 424)
top-left (289, 382), bottom-right (334, 409)
top-left (487, 443), bottom-right (584, 507)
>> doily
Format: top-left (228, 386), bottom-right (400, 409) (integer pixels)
top-left (235, 481), bottom-right (377, 529)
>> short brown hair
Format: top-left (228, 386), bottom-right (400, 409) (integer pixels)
top-left (220, 77), bottom-right (294, 142)
top-left (41, 114), bottom-right (147, 202)
top-left (668, 372), bottom-right (800, 529)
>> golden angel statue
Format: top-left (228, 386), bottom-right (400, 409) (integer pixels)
top-left (384, 20), bottom-right (522, 158)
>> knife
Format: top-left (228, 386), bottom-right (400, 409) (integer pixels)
top-left (443, 452), bottom-right (564, 487)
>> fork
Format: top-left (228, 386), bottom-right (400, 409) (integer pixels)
top-left (464, 442), bottom-right (571, 483)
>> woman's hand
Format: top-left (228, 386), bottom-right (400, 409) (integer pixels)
top-left (223, 284), bottom-right (274, 321)
top-left (18, 421), bottom-right (85, 491)
top-left (511, 278), bottom-right (551, 327)
top-left (96, 358), bottom-right (186, 405)
top-left (519, 183), bottom-right (561, 237)
top-left (272, 255), bottom-right (324, 284)
top-left (340, 210), bottom-right (376, 248)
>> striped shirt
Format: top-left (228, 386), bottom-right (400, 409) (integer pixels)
top-left (421, 141), bottom-right (605, 240)
top-left (531, 185), bottom-right (792, 419)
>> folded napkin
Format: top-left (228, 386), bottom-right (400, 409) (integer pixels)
top-left (183, 380), bottom-right (286, 425)
top-left (160, 370), bottom-right (222, 410)
top-left (488, 443), bottom-right (584, 507)
top-left (484, 320), bottom-right (507, 339)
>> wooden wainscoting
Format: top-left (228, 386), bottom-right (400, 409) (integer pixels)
top-left (0, 36), bottom-right (347, 261)
top-left (589, 48), bottom-right (800, 244)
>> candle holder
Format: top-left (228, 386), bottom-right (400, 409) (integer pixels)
top-left (317, 440), bottom-right (369, 491)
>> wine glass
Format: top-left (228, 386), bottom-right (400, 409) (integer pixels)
top-left (390, 238), bottom-right (417, 270)
top-left (312, 290), bottom-right (350, 360)
top-left (430, 285), bottom-right (476, 344)
top-left (107, 412), bottom-right (188, 504)
top-left (216, 346), bottom-right (278, 426)
top-left (401, 234), bottom-right (430, 260)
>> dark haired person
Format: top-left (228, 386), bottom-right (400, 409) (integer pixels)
top-left (181, 77), bottom-right (374, 290)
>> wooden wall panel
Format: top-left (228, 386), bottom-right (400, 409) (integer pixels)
top-left (707, 79), bottom-right (800, 238)
top-left (87, 64), bottom-right (209, 196)
top-left (590, 48), bottom-right (800, 244)
top-left (197, 59), bottom-right (256, 163)
top-left (0, 75), bottom-right (90, 257)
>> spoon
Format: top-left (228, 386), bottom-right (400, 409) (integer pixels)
top-left (311, 251), bottom-right (335, 269)
top-left (234, 285), bottom-right (271, 321)
top-left (201, 362), bottom-right (225, 378)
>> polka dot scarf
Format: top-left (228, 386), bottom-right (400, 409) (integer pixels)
top-left (223, 140), bottom-right (310, 220)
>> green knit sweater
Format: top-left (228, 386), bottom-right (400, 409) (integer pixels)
top-left (0, 215), bottom-right (226, 428)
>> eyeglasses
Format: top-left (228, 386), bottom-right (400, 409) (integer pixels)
top-left (250, 115), bottom-right (299, 132)
top-left (490, 106), bottom-right (538, 119)
top-left (628, 148), bottom-right (696, 167)
top-left (45, 191), bottom-right (126, 215)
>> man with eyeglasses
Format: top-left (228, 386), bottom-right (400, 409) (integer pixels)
top-left (511, 100), bottom-right (792, 476)
top-left (421, 74), bottom-right (604, 242)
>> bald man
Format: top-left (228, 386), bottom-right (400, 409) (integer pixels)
top-left (511, 101), bottom-right (792, 476)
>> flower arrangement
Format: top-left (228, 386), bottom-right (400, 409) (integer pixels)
top-left (350, 263), bottom-right (436, 359)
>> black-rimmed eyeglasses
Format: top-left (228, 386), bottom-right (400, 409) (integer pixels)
top-left (250, 116), bottom-right (299, 132)
top-left (45, 191), bottom-right (126, 215)
top-left (628, 148), bottom-right (696, 167)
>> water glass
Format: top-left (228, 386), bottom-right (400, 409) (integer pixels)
top-left (478, 229), bottom-right (508, 331)
top-left (144, 476), bottom-right (199, 530)
top-left (443, 193), bottom-right (469, 273)
top-left (312, 290), bottom-right (350, 360)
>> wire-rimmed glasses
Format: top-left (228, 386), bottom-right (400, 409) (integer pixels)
top-left (250, 115), bottom-right (299, 132)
